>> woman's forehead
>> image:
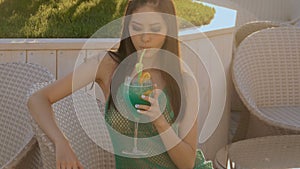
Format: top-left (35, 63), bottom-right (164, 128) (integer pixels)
top-left (129, 12), bottom-right (166, 25)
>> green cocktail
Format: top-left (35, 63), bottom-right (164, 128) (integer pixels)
top-left (129, 84), bottom-right (152, 106)
top-left (123, 82), bottom-right (153, 119)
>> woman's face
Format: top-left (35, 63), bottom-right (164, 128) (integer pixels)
top-left (129, 6), bottom-right (168, 54)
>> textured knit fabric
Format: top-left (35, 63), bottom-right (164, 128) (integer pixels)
top-left (105, 83), bottom-right (213, 169)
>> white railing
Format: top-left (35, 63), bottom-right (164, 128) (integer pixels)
top-left (0, 28), bottom-right (233, 79)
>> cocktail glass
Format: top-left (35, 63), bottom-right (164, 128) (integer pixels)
top-left (121, 77), bottom-right (152, 156)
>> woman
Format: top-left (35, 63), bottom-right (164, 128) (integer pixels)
top-left (28, 0), bottom-right (212, 169)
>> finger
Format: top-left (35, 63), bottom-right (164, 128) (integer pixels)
top-left (152, 83), bottom-right (163, 100)
top-left (56, 162), bottom-right (61, 169)
top-left (137, 109), bottom-right (148, 115)
top-left (67, 164), bottom-right (72, 169)
top-left (153, 83), bottom-right (159, 98)
top-left (70, 162), bottom-right (77, 169)
top-left (77, 162), bottom-right (84, 169)
top-left (135, 104), bottom-right (151, 111)
top-left (154, 90), bottom-right (163, 100)
top-left (61, 162), bottom-right (66, 169)
top-left (141, 95), bottom-right (156, 104)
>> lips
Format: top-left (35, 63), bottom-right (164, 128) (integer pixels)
top-left (141, 46), bottom-right (151, 49)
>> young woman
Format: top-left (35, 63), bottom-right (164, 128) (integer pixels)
top-left (28, 0), bottom-right (213, 169)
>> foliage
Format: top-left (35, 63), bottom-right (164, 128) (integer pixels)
top-left (0, 0), bottom-right (215, 38)
top-left (175, 0), bottom-right (215, 29)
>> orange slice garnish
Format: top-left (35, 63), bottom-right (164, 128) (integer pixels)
top-left (139, 72), bottom-right (151, 84)
top-left (143, 89), bottom-right (153, 96)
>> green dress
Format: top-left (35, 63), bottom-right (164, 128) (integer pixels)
top-left (104, 85), bottom-right (213, 169)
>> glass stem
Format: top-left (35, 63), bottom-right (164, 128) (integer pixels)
top-left (133, 122), bottom-right (139, 152)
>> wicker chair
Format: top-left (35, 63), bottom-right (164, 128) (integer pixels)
top-left (231, 21), bottom-right (283, 142)
top-left (233, 21), bottom-right (282, 54)
top-left (232, 27), bottom-right (300, 137)
top-left (27, 81), bottom-right (115, 169)
top-left (0, 62), bottom-right (54, 169)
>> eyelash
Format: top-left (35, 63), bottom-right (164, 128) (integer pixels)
top-left (131, 25), bottom-right (161, 33)
top-left (132, 25), bottom-right (142, 32)
top-left (151, 27), bottom-right (161, 32)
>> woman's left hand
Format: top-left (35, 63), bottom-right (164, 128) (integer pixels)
top-left (135, 84), bottom-right (164, 124)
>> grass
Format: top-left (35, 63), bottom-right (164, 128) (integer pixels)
top-left (0, 0), bottom-right (215, 38)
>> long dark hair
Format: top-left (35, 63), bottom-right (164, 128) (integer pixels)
top-left (109, 0), bottom-right (184, 120)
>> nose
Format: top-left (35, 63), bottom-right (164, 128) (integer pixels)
top-left (141, 33), bottom-right (151, 43)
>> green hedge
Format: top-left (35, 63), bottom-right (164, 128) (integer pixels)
top-left (0, 0), bottom-right (215, 38)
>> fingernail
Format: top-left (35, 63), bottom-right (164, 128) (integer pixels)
top-left (135, 104), bottom-right (139, 108)
top-left (137, 110), bottom-right (141, 113)
top-left (141, 95), bottom-right (145, 98)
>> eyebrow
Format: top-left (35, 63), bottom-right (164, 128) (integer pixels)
top-left (131, 21), bottom-right (161, 26)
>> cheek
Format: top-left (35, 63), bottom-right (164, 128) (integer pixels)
top-left (130, 35), bottom-right (140, 49)
top-left (154, 35), bottom-right (167, 48)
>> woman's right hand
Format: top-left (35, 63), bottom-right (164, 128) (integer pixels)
top-left (55, 139), bottom-right (84, 169)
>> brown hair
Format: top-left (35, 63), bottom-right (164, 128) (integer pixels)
top-left (110, 0), bottom-right (185, 120)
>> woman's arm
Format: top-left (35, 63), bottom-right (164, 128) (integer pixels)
top-left (27, 54), bottom-right (116, 169)
top-left (138, 73), bottom-right (199, 169)
top-left (28, 56), bottom-right (102, 142)
top-left (154, 118), bottom-right (198, 169)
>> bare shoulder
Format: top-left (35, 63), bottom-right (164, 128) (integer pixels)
top-left (30, 52), bottom-right (119, 104)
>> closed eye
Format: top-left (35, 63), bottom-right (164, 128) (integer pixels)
top-left (151, 26), bottom-right (161, 33)
top-left (132, 25), bottom-right (143, 32)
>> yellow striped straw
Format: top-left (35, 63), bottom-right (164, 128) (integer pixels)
top-left (135, 49), bottom-right (146, 84)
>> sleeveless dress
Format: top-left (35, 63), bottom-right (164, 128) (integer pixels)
top-left (104, 83), bottom-right (213, 169)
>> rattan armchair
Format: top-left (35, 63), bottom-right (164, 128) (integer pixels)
top-left (232, 27), bottom-right (300, 138)
top-left (231, 21), bottom-right (283, 141)
top-left (0, 62), bottom-right (54, 169)
top-left (233, 21), bottom-right (282, 54)
top-left (28, 82), bottom-right (115, 169)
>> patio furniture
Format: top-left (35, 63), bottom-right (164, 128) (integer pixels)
top-left (214, 146), bottom-right (227, 169)
top-left (232, 27), bottom-right (300, 137)
top-left (215, 135), bottom-right (300, 169)
top-left (27, 82), bottom-right (115, 169)
top-left (233, 21), bottom-right (281, 54)
top-left (287, 16), bottom-right (300, 27)
top-left (0, 62), bottom-right (54, 169)
top-left (231, 21), bottom-right (284, 142)
top-left (231, 20), bottom-right (295, 111)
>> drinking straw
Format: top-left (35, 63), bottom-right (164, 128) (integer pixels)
top-left (135, 49), bottom-right (146, 84)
